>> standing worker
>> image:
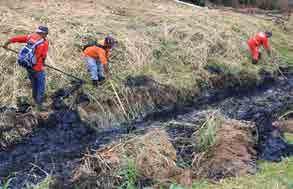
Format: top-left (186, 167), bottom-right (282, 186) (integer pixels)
top-left (247, 31), bottom-right (272, 64)
top-left (83, 36), bottom-right (116, 87)
top-left (3, 26), bottom-right (49, 111)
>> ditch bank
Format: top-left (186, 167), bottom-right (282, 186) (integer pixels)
top-left (0, 71), bottom-right (293, 188)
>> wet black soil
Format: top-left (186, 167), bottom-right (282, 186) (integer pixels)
top-left (217, 76), bottom-right (293, 161)
top-left (1, 73), bottom-right (293, 188)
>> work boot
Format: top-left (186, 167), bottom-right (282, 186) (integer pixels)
top-left (259, 52), bottom-right (262, 60)
top-left (98, 76), bottom-right (105, 82)
top-left (252, 59), bottom-right (258, 65)
top-left (98, 77), bottom-right (106, 85)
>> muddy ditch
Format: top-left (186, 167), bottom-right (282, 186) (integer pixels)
top-left (0, 71), bottom-right (293, 188)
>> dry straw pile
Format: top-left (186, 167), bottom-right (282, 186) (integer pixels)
top-left (73, 129), bottom-right (184, 188)
top-left (0, 109), bottom-right (39, 149)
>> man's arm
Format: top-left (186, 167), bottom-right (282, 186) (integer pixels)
top-left (3, 35), bottom-right (29, 48)
top-left (104, 63), bottom-right (110, 75)
top-left (263, 37), bottom-right (271, 56)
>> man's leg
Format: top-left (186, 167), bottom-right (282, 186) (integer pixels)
top-left (35, 71), bottom-right (46, 109)
top-left (96, 60), bottom-right (105, 82)
top-left (27, 69), bottom-right (38, 104)
top-left (259, 52), bottom-right (262, 60)
top-left (85, 57), bottom-right (99, 85)
top-left (252, 47), bottom-right (259, 64)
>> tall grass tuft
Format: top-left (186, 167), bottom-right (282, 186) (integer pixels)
top-left (0, 179), bottom-right (12, 189)
top-left (118, 159), bottom-right (138, 189)
top-left (195, 112), bottom-right (223, 152)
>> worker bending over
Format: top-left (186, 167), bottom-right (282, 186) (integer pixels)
top-left (247, 31), bottom-right (272, 64)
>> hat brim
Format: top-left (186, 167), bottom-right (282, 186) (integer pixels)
top-left (36, 29), bottom-right (48, 34)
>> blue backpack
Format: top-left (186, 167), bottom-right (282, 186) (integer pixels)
top-left (18, 39), bottom-right (44, 68)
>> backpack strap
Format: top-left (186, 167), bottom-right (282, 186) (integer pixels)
top-left (83, 41), bottom-right (97, 51)
top-left (96, 43), bottom-right (106, 50)
top-left (31, 38), bottom-right (45, 48)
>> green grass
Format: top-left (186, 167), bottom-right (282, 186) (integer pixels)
top-left (0, 179), bottom-right (12, 189)
top-left (118, 159), bottom-right (138, 189)
top-left (190, 158), bottom-right (293, 189)
top-left (188, 133), bottom-right (293, 189)
top-left (195, 114), bottom-right (223, 152)
top-left (1, 176), bottom-right (54, 189)
top-left (170, 133), bottom-right (293, 189)
top-left (285, 133), bottom-right (293, 144)
top-left (205, 60), bottom-right (265, 89)
top-left (190, 160), bottom-right (293, 189)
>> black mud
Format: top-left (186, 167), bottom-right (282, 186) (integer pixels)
top-left (0, 74), bottom-right (293, 188)
top-left (217, 76), bottom-right (293, 161)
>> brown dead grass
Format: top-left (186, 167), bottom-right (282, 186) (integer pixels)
top-left (192, 119), bottom-right (257, 180)
top-left (1, 0), bottom-right (292, 125)
top-left (0, 110), bottom-right (39, 149)
top-left (72, 128), bottom-right (193, 188)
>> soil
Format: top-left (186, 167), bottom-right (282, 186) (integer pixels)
top-left (193, 120), bottom-right (257, 180)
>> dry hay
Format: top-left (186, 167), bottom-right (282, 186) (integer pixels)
top-left (0, 109), bottom-right (39, 149)
top-left (273, 120), bottom-right (293, 133)
top-left (192, 119), bottom-right (257, 180)
top-left (72, 129), bottom-right (192, 188)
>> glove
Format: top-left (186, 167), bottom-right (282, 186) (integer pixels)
top-left (2, 41), bottom-right (11, 49)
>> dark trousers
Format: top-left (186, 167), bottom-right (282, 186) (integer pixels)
top-left (27, 69), bottom-right (46, 106)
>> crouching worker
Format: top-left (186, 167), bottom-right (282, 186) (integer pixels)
top-left (247, 31), bottom-right (272, 64)
top-left (3, 26), bottom-right (49, 111)
top-left (83, 36), bottom-right (116, 87)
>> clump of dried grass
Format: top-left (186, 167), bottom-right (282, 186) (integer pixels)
top-left (72, 129), bottom-right (188, 188)
top-left (192, 118), bottom-right (257, 180)
top-left (0, 109), bottom-right (39, 149)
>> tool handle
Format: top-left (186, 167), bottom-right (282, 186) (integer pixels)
top-left (1, 45), bottom-right (18, 54)
top-left (44, 64), bottom-right (84, 83)
top-left (1, 45), bottom-right (85, 83)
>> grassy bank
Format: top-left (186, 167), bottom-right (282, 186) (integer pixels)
top-left (189, 133), bottom-right (293, 189)
top-left (190, 158), bottom-right (293, 189)
top-left (0, 0), bottom-right (292, 124)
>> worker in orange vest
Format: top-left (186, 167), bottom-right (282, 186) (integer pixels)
top-left (83, 36), bottom-right (116, 86)
top-left (247, 31), bottom-right (272, 64)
